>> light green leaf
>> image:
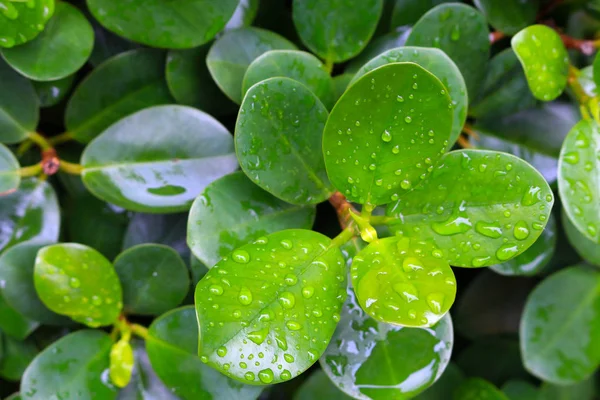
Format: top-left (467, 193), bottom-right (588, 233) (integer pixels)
top-left (0, 0), bottom-right (54, 48)
top-left (0, 143), bottom-right (19, 194)
top-left (225, 0), bottom-right (260, 31)
top-left (562, 209), bottom-right (600, 266)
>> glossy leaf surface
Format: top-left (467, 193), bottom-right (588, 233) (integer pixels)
top-left (474, 0), bottom-right (538, 35)
top-left (0, 292), bottom-right (38, 340)
top-left (0, 59), bottom-right (39, 144)
top-left (81, 105), bottom-right (237, 213)
top-left (413, 363), bottom-right (465, 400)
top-left (33, 74), bottom-right (75, 108)
top-left (34, 243), bottom-right (122, 327)
top-left (0, 0), bottom-right (54, 48)
top-left (225, 0), bottom-right (259, 31)
top-left (323, 62), bottom-right (453, 206)
top-left (390, 0), bottom-right (453, 28)
top-left (109, 339), bottom-right (134, 388)
top-left (511, 25), bottom-right (569, 101)
top-left (188, 171), bottom-right (316, 267)
top-left (0, 144), bottom-right (19, 194)
top-left (454, 378), bottom-right (508, 400)
top-left (386, 150), bottom-right (554, 267)
top-left (0, 335), bottom-right (38, 381)
top-left (295, 370), bottom-right (353, 400)
top-left (87, 0), bottom-right (237, 48)
top-left (207, 27), bottom-right (297, 104)
top-left (123, 212), bottom-right (190, 261)
top-left (344, 27), bottom-right (411, 74)
top-left (195, 229), bottom-right (346, 384)
top-left (236, 77), bottom-right (332, 204)
top-left (1, 2), bottom-right (93, 81)
top-left (562, 209), bottom-right (600, 266)
top-left (520, 266), bottom-right (600, 384)
top-left (66, 49), bottom-right (173, 143)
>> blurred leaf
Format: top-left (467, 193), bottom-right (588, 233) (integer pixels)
top-left (414, 363), bottom-right (465, 400)
top-left (123, 213), bottom-right (189, 261)
top-left (32, 74), bottom-right (75, 108)
top-left (0, 335), bottom-right (38, 381)
top-left (0, 59), bottom-right (39, 144)
top-left (474, 0), bottom-right (538, 35)
top-left (344, 27), bottom-right (410, 74)
top-left (0, 144), bottom-right (20, 194)
top-left (454, 378), bottom-right (509, 400)
top-left (0, 292), bottom-right (38, 341)
top-left (538, 376), bottom-right (596, 400)
top-left (562, 209), bottom-right (600, 266)
top-left (294, 370), bottom-right (352, 400)
top-left (225, 0), bottom-right (260, 31)
top-left (502, 380), bottom-right (540, 400)
top-left (390, 0), bottom-right (453, 28)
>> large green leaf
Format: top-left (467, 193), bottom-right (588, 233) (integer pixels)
top-left (562, 209), bottom-right (600, 266)
top-left (88, 17), bottom-right (138, 68)
top-left (0, 179), bottom-right (60, 253)
top-left (294, 370), bottom-right (353, 400)
top-left (0, 0), bottom-right (54, 48)
top-left (344, 27), bottom-right (410, 74)
top-left (146, 306), bottom-right (262, 399)
top-left (207, 27), bottom-right (297, 104)
top-left (114, 244), bottom-right (189, 316)
top-left (65, 49), bottom-right (173, 143)
top-left (558, 119), bottom-right (600, 243)
top-left (0, 59), bottom-right (39, 144)
top-left (292, 0), bottom-right (383, 63)
top-left (511, 25), bottom-right (569, 101)
top-left (351, 46), bottom-right (467, 146)
top-left (86, 0), bottom-right (237, 48)
top-left (33, 74), bottom-right (75, 108)
top-left (81, 105), bottom-right (237, 213)
top-left (123, 212), bottom-right (190, 261)
top-left (473, 0), bottom-right (538, 35)
top-left (0, 144), bottom-right (19, 194)
top-left (390, 0), bottom-right (453, 28)
top-left (323, 62), bottom-right (453, 207)
top-left (188, 171), bottom-right (316, 268)
top-left (414, 363), bottom-right (465, 400)
top-left (454, 378), bottom-right (508, 400)
top-left (195, 229), bottom-right (346, 384)
top-left (539, 377), bottom-right (596, 400)
top-left (386, 150), bottom-right (554, 268)
top-left (1, 2), bottom-right (93, 81)
top-left (406, 3), bottom-right (489, 97)
top-left (34, 243), bottom-right (123, 327)
top-left (236, 77), bottom-right (333, 205)
top-left (0, 292), bottom-right (38, 340)
top-left (21, 330), bottom-right (116, 400)
top-left (0, 335), bottom-right (38, 381)
top-left (520, 266), bottom-right (600, 384)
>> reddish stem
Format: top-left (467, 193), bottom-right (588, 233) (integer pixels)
top-left (328, 192), bottom-right (356, 229)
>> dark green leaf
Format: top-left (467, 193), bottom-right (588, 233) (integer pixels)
top-left (21, 330), bottom-right (116, 400)
top-left (81, 105), bottom-right (237, 213)
top-left (0, 59), bottom-right (39, 144)
top-left (236, 77), bottom-right (333, 205)
top-left (86, 0), bottom-right (238, 48)
top-left (502, 380), bottom-right (540, 400)
top-left (474, 0), bottom-right (538, 35)
top-left (593, 51), bottom-right (600, 89)
top-left (332, 73), bottom-right (353, 103)
top-left (0, 293), bottom-right (38, 340)
top-left (5, 393), bottom-right (21, 400)
top-left (386, 150), bottom-right (554, 267)
top-left (344, 27), bottom-right (410, 74)
top-left (390, 0), bottom-right (453, 28)
top-left (0, 335), bottom-right (38, 381)
top-left (414, 363), bottom-right (465, 400)
top-left (66, 48), bottom-right (173, 143)
top-left (0, 0), bottom-right (54, 48)
top-left (34, 243), bottom-right (123, 327)
top-left (123, 212), bottom-right (189, 261)
top-left (88, 17), bottom-right (138, 67)
top-left (1, 2), bottom-right (94, 81)
top-left (294, 370), bottom-right (353, 400)
top-left (454, 378), bottom-right (508, 400)
top-left (0, 144), bottom-right (19, 194)
top-left (190, 255), bottom-right (209, 286)
top-left (538, 377), bottom-right (596, 400)
top-left (195, 229), bottom-right (346, 384)
top-left (188, 171), bottom-right (316, 267)
top-left (32, 74), bottom-right (75, 108)
top-left (225, 0), bottom-right (260, 31)
top-left (324, 62), bottom-right (453, 207)
top-left (562, 209), bottom-right (600, 266)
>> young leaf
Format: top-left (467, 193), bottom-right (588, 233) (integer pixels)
top-left (406, 3), bottom-right (490, 97)
top-left (81, 105), bottom-right (237, 213)
top-left (323, 62), bottom-right (453, 207)
top-left (0, 0), bottom-right (54, 48)
top-left (236, 77), bottom-right (333, 204)
top-left (207, 27), bottom-right (297, 104)
top-left (511, 25), bottom-right (569, 101)
top-left (243, 50), bottom-right (335, 109)
top-left (109, 338), bottom-right (134, 388)
top-left (351, 46), bottom-right (468, 146)
top-left (0, 144), bottom-right (20, 194)
top-left (114, 244), bottom-right (189, 316)
top-left (520, 266), bottom-right (600, 384)
top-left (386, 150), bottom-right (554, 268)
top-left (558, 119), bottom-right (600, 243)
top-left (187, 171), bottom-right (316, 267)
top-left (146, 306), bottom-right (263, 399)
top-left (0, 59), bottom-right (39, 144)
top-left (32, 74), bottom-right (75, 108)
top-left (65, 49), bottom-right (173, 143)
top-left (20, 330), bottom-right (116, 400)
top-left (0, 335), bottom-right (38, 381)
top-left (295, 370), bottom-right (353, 400)
top-left (454, 378), bottom-right (508, 400)
top-left (562, 209), bottom-right (600, 266)
top-left (1, 2), bottom-right (94, 81)
top-left (473, 0), bottom-right (538, 35)
top-left (34, 243), bottom-right (123, 327)
top-left (87, 0), bottom-right (238, 49)
top-left (0, 293), bottom-right (38, 341)
top-left (292, 0), bottom-right (383, 63)
top-left (123, 212), bottom-right (190, 261)
top-left (195, 229), bottom-right (346, 384)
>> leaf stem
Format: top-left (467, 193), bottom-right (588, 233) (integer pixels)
top-left (16, 140), bottom-right (34, 157)
top-left (48, 132), bottom-right (74, 146)
top-left (324, 59), bottom-right (334, 75)
top-left (59, 160), bottom-right (84, 175)
top-left (130, 323), bottom-right (149, 340)
top-left (19, 163), bottom-right (43, 177)
top-left (330, 226), bottom-right (356, 249)
top-left (27, 132), bottom-right (53, 151)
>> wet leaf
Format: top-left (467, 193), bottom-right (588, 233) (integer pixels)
top-left (0, 59), bottom-right (39, 144)
top-left (0, 335), bottom-right (38, 381)
top-left (323, 62), bottom-right (453, 207)
top-left (474, 0), bottom-right (538, 35)
top-left (0, 0), bottom-right (54, 48)
top-left (109, 339), bottom-right (134, 388)
top-left (0, 144), bottom-right (19, 194)
top-left (195, 229), bottom-right (346, 384)
top-left (0, 292), bottom-right (38, 340)
top-left (386, 150), bottom-right (554, 268)
top-left (562, 209), bottom-right (600, 266)
top-left (454, 378), bottom-right (508, 400)
top-left (294, 370), bottom-right (353, 400)
top-left (32, 74), bottom-right (75, 108)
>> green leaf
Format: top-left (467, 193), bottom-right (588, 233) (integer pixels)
top-left (207, 27), bottom-right (297, 104)
top-left (0, 0), bottom-right (54, 48)
top-left (474, 0), bottom-right (538, 35)
top-left (0, 143), bottom-right (19, 194)
top-left (195, 229), bottom-right (346, 384)
top-left (225, 0), bottom-right (260, 31)
top-left (511, 25), bottom-right (569, 101)
top-left (292, 0), bottom-right (383, 63)
top-left (188, 171), bottom-right (316, 267)
top-left (332, 73), bottom-right (353, 102)
top-left (81, 105), bottom-right (237, 213)
top-left (109, 338), bottom-right (134, 388)
top-left (236, 77), bottom-right (333, 205)
top-left (562, 209), bottom-right (600, 266)
top-left (520, 266), bottom-right (600, 384)
top-left (88, 17), bottom-right (138, 68)
top-left (0, 179), bottom-right (60, 253)
top-left (146, 306), bottom-right (263, 399)
top-left (114, 244), bottom-right (189, 316)
top-left (1, 2), bottom-right (94, 81)
top-left (32, 74), bottom-right (75, 108)
top-left (0, 335), bottom-right (38, 381)
top-left (294, 370), bottom-right (353, 400)
top-left (123, 212), bottom-right (190, 261)
top-left (344, 27), bottom-right (410, 74)
top-left (21, 330), bottom-right (116, 400)
top-left (6, 393), bottom-right (21, 400)
top-left (351, 46), bottom-right (467, 146)
top-left (538, 377), bottom-right (596, 400)
top-left (321, 281), bottom-right (454, 398)
top-left (34, 243), bottom-right (123, 327)
top-left (87, 0), bottom-right (238, 49)
top-left (0, 241), bottom-right (70, 325)
top-left (386, 150), bottom-right (554, 268)
top-left (414, 363), bottom-right (465, 400)
top-left (558, 119), bottom-right (600, 243)
top-left (406, 3), bottom-right (489, 98)
top-left (454, 378), bottom-right (509, 400)
top-left (166, 45), bottom-right (236, 117)
top-left (324, 62), bottom-right (453, 207)
top-left (66, 49), bottom-right (173, 143)
top-left (0, 292), bottom-right (38, 340)
top-left (0, 59), bottom-right (39, 144)
top-left (243, 50), bottom-right (335, 109)
top-left (502, 380), bottom-right (540, 400)
top-left (593, 51), bottom-right (600, 89)
top-left (390, 0), bottom-right (453, 28)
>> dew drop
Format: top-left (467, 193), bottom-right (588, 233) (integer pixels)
top-left (400, 180), bottom-right (411, 190)
top-left (281, 370), bottom-right (292, 380)
top-left (245, 372), bottom-right (255, 381)
top-left (209, 284), bottom-right (224, 295)
top-left (302, 286), bottom-right (315, 298)
top-left (472, 256), bottom-right (491, 267)
top-left (404, 116), bottom-right (412, 123)
top-left (381, 130), bottom-right (392, 142)
top-left (286, 320), bottom-right (302, 331)
top-left (280, 239), bottom-right (293, 249)
top-left (238, 287), bottom-right (253, 305)
top-left (475, 221), bottom-right (502, 238)
top-left (217, 346), bottom-right (227, 357)
top-left (427, 293), bottom-right (445, 313)
top-left (284, 353), bottom-right (295, 363)
top-left (513, 221), bottom-right (530, 240)
top-left (392, 282), bottom-right (419, 302)
top-left (248, 327), bottom-right (269, 345)
top-left (402, 257), bottom-right (423, 272)
top-left (392, 145), bottom-right (400, 154)
top-left (69, 277), bottom-right (81, 288)
top-left (232, 249), bottom-right (250, 264)
top-left (278, 292), bottom-right (296, 309)
top-left (496, 243), bottom-right (519, 261)
top-left (284, 274), bottom-right (298, 286)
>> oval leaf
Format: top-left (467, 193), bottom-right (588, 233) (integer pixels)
top-left (295, 370), bottom-right (353, 400)
top-left (123, 212), bottom-right (189, 261)
top-left (225, 0), bottom-right (259, 31)
top-left (562, 209), bottom-right (600, 266)
top-left (0, 0), bottom-right (54, 48)
top-left (0, 59), bottom-right (39, 144)
top-left (0, 335), bottom-right (38, 381)
top-left (474, 0), bottom-right (538, 35)
top-left (454, 378), bottom-right (508, 400)
top-left (33, 74), bottom-right (75, 108)
top-left (0, 292), bottom-right (38, 340)
top-left (195, 229), bottom-right (346, 384)
top-left (0, 144), bottom-right (20, 194)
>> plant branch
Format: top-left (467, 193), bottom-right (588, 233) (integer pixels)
top-left (489, 31), bottom-right (506, 44)
top-left (19, 163), bottom-right (43, 177)
top-left (59, 159), bottom-right (83, 175)
top-left (328, 191), bottom-right (358, 229)
top-left (567, 64), bottom-right (591, 104)
top-left (130, 323), bottom-right (149, 340)
top-left (329, 226), bottom-right (356, 249)
top-left (28, 132), bottom-right (52, 151)
top-left (48, 132), bottom-right (74, 146)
